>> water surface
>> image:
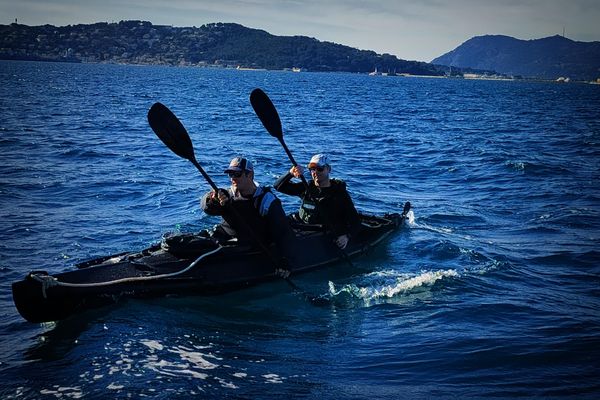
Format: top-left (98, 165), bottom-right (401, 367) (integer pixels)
top-left (0, 61), bottom-right (599, 399)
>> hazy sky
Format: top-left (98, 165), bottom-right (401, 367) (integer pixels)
top-left (2, 0), bottom-right (599, 62)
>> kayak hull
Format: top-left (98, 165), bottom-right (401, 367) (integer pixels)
top-left (12, 212), bottom-right (405, 323)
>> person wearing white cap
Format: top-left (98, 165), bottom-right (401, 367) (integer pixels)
top-left (273, 153), bottom-right (360, 249)
top-left (201, 156), bottom-right (295, 259)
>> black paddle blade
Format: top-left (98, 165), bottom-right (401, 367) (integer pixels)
top-left (147, 102), bottom-right (196, 162)
top-left (402, 201), bottom-right (411, 217)
top-left (250, 88), bottom-right (283, 139)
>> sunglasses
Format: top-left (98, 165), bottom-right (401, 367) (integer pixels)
top-left (308, 166), bottom-right (325, 172)
top-left (227, 171), bottom-right (245, 178)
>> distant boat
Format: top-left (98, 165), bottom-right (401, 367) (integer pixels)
top-left (369, 67), bottom-right (381, 76)
top-left (236, 66), bottom-right (267, 71)
top-left (292, 67), bottom-right (304, 72)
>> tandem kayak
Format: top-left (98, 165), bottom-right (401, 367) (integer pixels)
top-left (12, 206), bottom-right (409, 323)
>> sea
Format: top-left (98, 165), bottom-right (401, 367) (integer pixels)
top-left (0, 60), bottom-right (599, 399)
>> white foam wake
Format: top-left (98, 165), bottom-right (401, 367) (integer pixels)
top-left (328, 269), bottom-right (459, 303)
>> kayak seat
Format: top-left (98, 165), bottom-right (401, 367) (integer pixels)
top-left (129, 259), bottom-right (157, 275)
top-left (161, 232), bottom-right (219, 259)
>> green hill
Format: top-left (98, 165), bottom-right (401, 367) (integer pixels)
top-left (1, 20), bottom-right (444, 75)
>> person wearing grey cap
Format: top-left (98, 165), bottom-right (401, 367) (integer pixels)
top-left (201, 156), bottom-right (295, 262)
top-left (273, 153), bottom-right (360, 249)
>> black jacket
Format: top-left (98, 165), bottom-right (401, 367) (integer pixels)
top-left (201, 186), bottom-right (296, 262)
top-left (273, 173), bottom-right (360, 237)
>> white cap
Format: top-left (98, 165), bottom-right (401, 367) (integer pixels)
top-left (307, 154), bottom-right (329, 168)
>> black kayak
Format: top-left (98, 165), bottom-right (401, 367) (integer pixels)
top-left (12, 208), bottom-right (409, 323)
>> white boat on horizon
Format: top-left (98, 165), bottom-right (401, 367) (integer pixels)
top-left (369, 67), bottom-right (381, 76)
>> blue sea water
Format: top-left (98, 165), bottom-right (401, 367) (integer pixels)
top-left (0, 60), bottom-right (599, 399)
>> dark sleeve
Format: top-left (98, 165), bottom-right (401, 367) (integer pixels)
top-left (273, 172), bottom-right (306, 197)
top-left (325, 182), bottom-right (360, 237)
top-left (340, 188), bottom-right (361, 237)
top-left (265, 197), bottom-right (298, 265)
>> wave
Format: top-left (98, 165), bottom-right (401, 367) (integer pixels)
top-left (328, 268), bottom-right (459, 305)
top-left (504, 160), bottom-right (573, 175)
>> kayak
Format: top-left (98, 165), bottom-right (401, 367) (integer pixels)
top-left (12, 207), bottom-right (409, 323)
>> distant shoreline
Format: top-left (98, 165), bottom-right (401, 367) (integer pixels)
top-left (3, 58), bottom-right (598, 85)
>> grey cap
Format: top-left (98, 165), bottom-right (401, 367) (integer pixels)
top-left (224, 156), bottom-right (254, 173)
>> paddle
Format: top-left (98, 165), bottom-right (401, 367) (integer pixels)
top-left (250, 88), bottom-right (356, 267)
top-left (401, 202), bottom-right (412, 219)
top-left (147, 102), bottom-right (218, 192)
top-left (249, 89), bottom-right (311, 190)
top-left (147, 102), bottom-right (327, 305)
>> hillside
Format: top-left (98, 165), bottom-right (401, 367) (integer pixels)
top-left (432, 34), bottom-right (600, 81)
top-left (0, 20), bottom-right (444, 75)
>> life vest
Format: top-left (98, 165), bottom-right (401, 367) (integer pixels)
top-left (220, 186), bottom-right (275, 242)
top-left (298, 179), bottom-right (345, 225)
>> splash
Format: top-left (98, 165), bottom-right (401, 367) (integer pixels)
top-left (406, 210), bottom-right (415, 225)
top-left (39, 386), bottom-right (84, 398)
top-left (506, 160), bottom-right (526, 172)
top-left (409, 217), bottom-right (454, 235)
top-left (329, 269), bottom-right (459, 303)
top-left (262, 373), bottom-right (284, 384)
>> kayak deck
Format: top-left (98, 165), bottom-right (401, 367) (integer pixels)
top-left (12, 211), bottom-right (406, 323)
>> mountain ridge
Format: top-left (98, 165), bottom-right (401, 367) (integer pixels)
top-left (432, 34), bottom-right (600, 81)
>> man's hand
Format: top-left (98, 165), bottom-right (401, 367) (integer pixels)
top-left (335, 234), bottom-right (349, 249)
top-left (289, 165), bottom-right (304, 178)
top-left (212, 189), bottom-right (230, 206)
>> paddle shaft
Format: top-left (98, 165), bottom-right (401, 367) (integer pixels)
top-left (190, 159), bottom-right (311, 294)
top-left (278, 137), bottom-right (311, 190)
top-left (206, 176), bottom-right (318, 297)
top-left (190, 158), bottom-right (219, 192)
top-left (195, 166), bottom-right (284, 271)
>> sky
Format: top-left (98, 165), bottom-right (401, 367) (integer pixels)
top-left (2, 0), bottom-right (600, 62)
